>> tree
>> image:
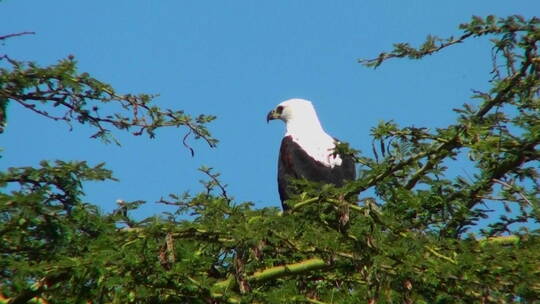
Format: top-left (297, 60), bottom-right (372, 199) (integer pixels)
top-left (1, 15), bottom-right (539, 304)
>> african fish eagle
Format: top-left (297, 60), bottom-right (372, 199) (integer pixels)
top-left (267, 98), bottom-right (356, 210)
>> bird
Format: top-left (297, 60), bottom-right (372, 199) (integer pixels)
top-left (267, 98), bottom-right (356, 210)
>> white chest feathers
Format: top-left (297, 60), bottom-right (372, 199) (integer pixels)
top-left (288, 133), bottom-right (343, 168)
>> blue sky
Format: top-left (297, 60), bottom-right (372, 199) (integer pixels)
top-left (1, 1), bottom-right (538, 218)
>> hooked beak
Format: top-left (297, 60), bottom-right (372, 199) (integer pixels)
top-left (266, 109), bottom-right (280, 123)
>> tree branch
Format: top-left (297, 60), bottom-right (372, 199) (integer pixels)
top-left (212, 258), bottom-right (329, 298)
top-left (492, 178), bottom-right (533, 206)
top-left (0, 56), bottom-right (218, 149)
top-left (359, 32), bottom-right (474, 68)
top-left (0, 31), bottom-right (35, 41)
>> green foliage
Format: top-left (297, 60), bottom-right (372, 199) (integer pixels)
top-left (1, 15), bottom-right (539, 303)
top-left (0, 39), bottom-right (217, 147)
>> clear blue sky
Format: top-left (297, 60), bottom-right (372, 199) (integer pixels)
top-left (1, 1), bottom-right (538, 218)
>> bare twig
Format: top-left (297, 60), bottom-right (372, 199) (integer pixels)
top-left (183, 129), bottom-right (195, 157)
top-left (0, 31), bottom-right (35, 41)
top-left (493, 178), bottom-right (533, 206)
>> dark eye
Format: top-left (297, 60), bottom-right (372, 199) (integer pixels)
top-left (276, 105), bottom-right (284, 114)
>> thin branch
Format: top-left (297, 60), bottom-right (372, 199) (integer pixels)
top-left (356, 135), bottom-right (460, 194)
top-left (404, 142), bottom-right (456, 190)
top-left (0, 57), bottom-right (218, 149)
top-left (0, 31), bottom-right (35, 41)
top-left (359, 32), bottom-right (474, 67)
top-left (13, 97), bottom-right (63, 121)
top-left (199, 167), bottom-right (230, 201)
top-left (474, 195), bottom-right (526, 204)
top-left (182, 129), bottom-right (195, 157)
top-left (492, 178), bottom-right (533, 206)
top-left (443, 138), bottom-right (538, 237)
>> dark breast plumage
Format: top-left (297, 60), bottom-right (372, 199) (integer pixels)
top-left (277, 135), bottom-right (356, 210)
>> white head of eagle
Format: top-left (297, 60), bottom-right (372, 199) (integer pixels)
top-left (267, 98), bottom-right (356, 210)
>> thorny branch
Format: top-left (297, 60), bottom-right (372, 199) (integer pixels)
top-left (0, 55), bottom-right (218, 150)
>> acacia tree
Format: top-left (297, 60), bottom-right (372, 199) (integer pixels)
top-left (1, 15), bottom-right (539, 304)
